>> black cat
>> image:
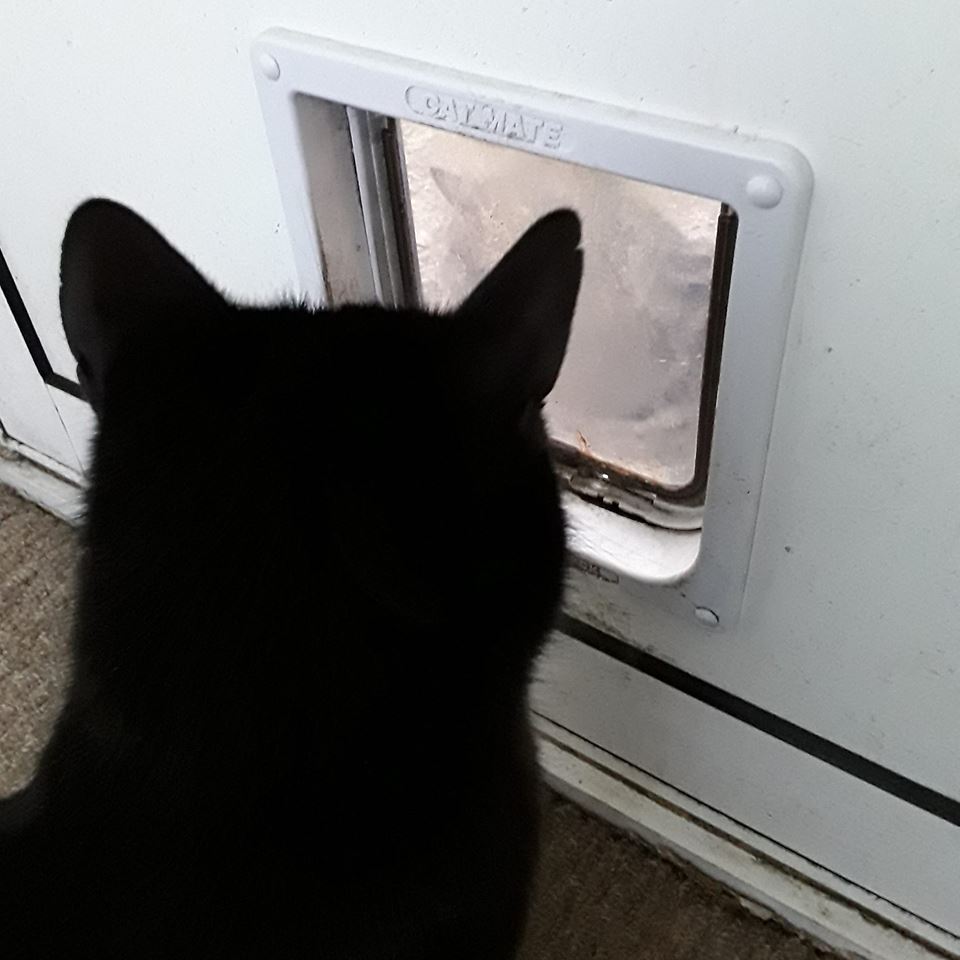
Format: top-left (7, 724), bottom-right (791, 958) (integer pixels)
top-left (0, 199), bottom-right (582, 959)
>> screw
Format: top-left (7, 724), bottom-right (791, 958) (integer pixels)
top-left (258, 52), bottom-right (281, 81)
top-left (694, 606), bottom-right (720, 627)
top-left (745, 174), bottom-right (783, 209)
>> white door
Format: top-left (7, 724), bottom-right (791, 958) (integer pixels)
top-left (0, 244), bottom-right (88, 475)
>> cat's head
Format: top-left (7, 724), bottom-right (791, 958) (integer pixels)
top-left (60, 200), bottom-right (581, 639)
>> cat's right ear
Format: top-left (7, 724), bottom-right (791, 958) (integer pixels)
top-left (59, 199), bottom-right (222, 411)
top-left (457, 209), bottom-right (582, 415)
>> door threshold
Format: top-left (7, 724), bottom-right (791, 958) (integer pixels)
top-left (0, 436), bottom-right (84, 525)
top-left (535, 714), bottom-right (959, 960)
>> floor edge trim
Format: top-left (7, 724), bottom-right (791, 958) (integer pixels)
top-left (535, 715), bottom-right (959, 960)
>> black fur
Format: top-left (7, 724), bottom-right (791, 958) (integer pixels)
top-left (0, 200), bottom-right (582, 959)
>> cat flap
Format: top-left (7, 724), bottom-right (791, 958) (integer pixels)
top-left (457, 208), bottom-right (583, 413)
top-left (59, 199), bottom-right (222, 410)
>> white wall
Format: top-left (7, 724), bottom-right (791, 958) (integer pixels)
top-left (3, 0), bottom-right (959, 932)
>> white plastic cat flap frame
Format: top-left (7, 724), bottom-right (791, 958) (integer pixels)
top-left (251, 29), bottom-right (812, 630)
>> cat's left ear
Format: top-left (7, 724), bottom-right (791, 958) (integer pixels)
top-left (59, 199), bottom-right (223, 410)
top-left (457, 209), bottom-right (582, 414)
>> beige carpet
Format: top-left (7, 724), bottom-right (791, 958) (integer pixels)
top-left (0, 484), bottom-right (832, 959)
